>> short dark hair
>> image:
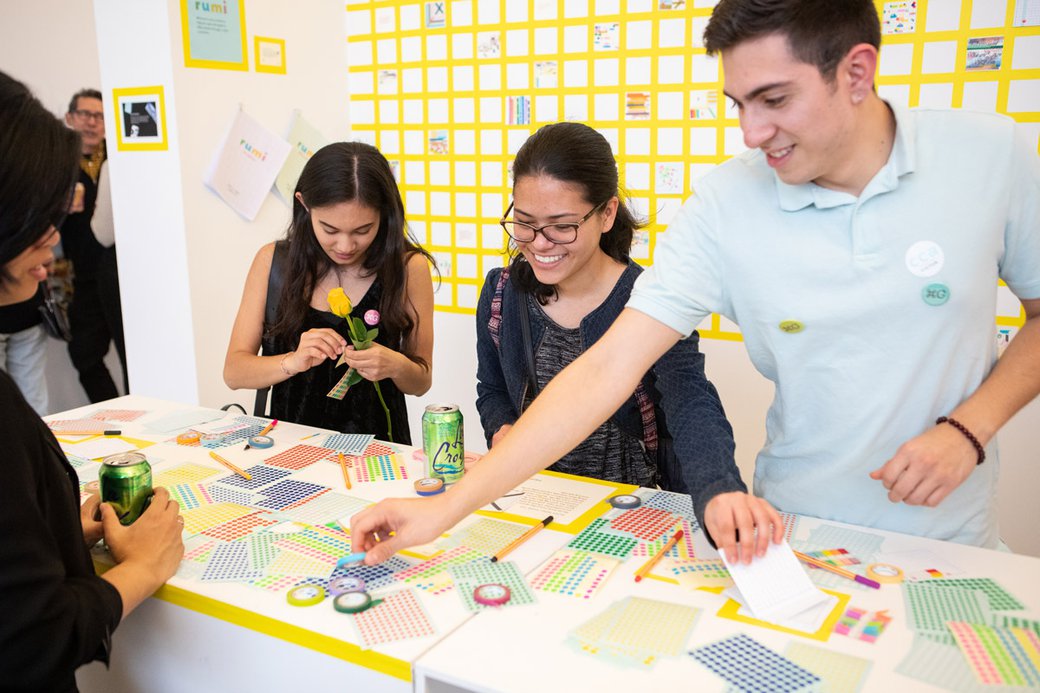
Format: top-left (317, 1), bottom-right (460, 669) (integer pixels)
top-left (68, 88), bottom-right (102, 114)
top-left (0, 72), bottom-right (81, 281)
top-left (703, 0), bottom-right (881, 81)
top-left (508, 121), bottom-right (645, 304)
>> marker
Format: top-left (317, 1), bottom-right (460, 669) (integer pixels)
top-left (338, 452), bottom-right (352, 490)
top-left (209, 450), bottom-right (252, 480)
top-left (794, 550), bottom-right (881, 589)
top-left (54, 429), bottom-right (121, 436)
top-left (491, 515), bottom-right (553, 563)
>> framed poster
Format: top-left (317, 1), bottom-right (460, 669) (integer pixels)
top-left (254, 36), bottom-right (286, 74)
top-left (111, 86), bottom-right (168, 152)
top-left (181, 0), bottom-right (248, 70)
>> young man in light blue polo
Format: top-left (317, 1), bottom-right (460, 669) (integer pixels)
top-left (351, 0), bottom-right (1040, 566)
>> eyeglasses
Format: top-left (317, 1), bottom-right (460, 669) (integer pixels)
top-left (70, 109), bottom-right (104, 123)
top-left (499, 200), bottom-right (606, 245)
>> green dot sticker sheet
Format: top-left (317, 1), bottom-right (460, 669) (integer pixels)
top-left (918, 577), bottom-right (1026, 612)
top-left (566, 518), bottom-right (638, 559)
top-left (448, 560), bottom-right (535, 612)
top-left (569, 596), bottom-right (701, 669)
top-left (903, 583), bottom-right (995, 639)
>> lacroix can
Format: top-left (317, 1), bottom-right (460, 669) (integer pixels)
top-left (422, 404), bottom-right (464, 483)
top-left (98, 452), bottom-right (153, 525)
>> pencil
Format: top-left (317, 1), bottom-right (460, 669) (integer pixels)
top-left (794, 550), bottom-right (880, 589)
top-left (491, 515), bottom-right (553, 563)
top-left (52, 429), bottom-right (121, 436)
top-left (244, 419), bottom-right (279, 449)
top-left (339, 452), bottom-right (352, 490)
top-left (634, 528), bottom-right (683, 582)
top-left (209, 450), bottom-right (252, 480)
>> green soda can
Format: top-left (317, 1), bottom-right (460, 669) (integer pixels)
top-left (98, 452), bottom-right (153, 525)
top-left (422, 404), bottom-right (465, 484)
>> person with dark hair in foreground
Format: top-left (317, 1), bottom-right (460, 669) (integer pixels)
top-left (0, 71), bottom-right (184, 693)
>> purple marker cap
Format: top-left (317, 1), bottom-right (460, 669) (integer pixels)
top-left (854, 574), bottom-right (881, 589)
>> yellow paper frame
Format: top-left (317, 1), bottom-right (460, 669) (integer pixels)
top-left (111, 86), bottom-right (168, 152)
top-left (254, 36), bottom-right (286, 74)
top-left (715, 587), bottom-right (851, 642)
top-left (180, 0), bottom-right (249, 71)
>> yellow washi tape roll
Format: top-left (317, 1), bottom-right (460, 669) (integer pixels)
top-left (867, 563), bottom-right (904, 584)
top-left (176, 431), bottom-right (201, 445)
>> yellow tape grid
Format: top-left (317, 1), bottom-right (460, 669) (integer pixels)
top-left (345, 0), bottom-right (1037, 334)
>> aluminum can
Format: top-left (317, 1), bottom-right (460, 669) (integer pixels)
top-left (98, 452), bottom-right (153, 525)
top-left (422, 404), bottom-right (464, 483)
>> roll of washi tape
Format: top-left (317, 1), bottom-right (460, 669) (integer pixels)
top-left (327, 575), bottom-right (366, 596)
top-left (608, 494), bottom-right (642, 510)
top-left (176, 431), bottom-right (201, 445)
top-left (867, 563), bottom-right (905, 584)
top-left (473, 583), bottom-right (511, 607)
top-left (333, 590), bottom-right (373, 614)
top-left (414, 477), bottom-right (445, 496)
top-left (286, 584), bottom-right (326, 607)
top-left (247, 435), bottom-right (274, 449)
top-left (200, 433), bottom-right (223, 449)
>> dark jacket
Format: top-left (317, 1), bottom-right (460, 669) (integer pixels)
top-left (475, 261), bottom-right (745, 528)
top-left (0, 371), bottom-right (122, 692)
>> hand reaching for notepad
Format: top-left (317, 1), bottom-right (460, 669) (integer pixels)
top-left (704, 491), bottom-right (784, 565)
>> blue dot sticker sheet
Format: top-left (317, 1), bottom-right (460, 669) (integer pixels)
top-left (253, 479), bottom-right (327, 511)
top-left (321, 433), bottom-right (374, 455)
top-left (689, 634), bottom-right (821, 692)
top-left (215, 464), bottom-right (291, 490)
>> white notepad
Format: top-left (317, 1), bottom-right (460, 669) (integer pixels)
top-left (721, 539), bottom-right (830, 623)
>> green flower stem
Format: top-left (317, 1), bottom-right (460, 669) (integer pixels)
top-left (341, 316), bottom-right (394, 443)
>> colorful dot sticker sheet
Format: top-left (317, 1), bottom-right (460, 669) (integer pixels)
top-left (201, 541), bottom-right (264, 583)
top-left (784, 641), bottom-right (873, 693)
top-left (566, 518), bottom-right (638, 559)
top-left (167, 482), bottom-right (212, 511)
top-left (350, 453), bottom-right (409, 482)
top-left (204, 483), bottom-right (264, 507)
top-left (394, 545), bottom-right (483, 594)
top-left (153, 463), bottom-right (222, 487)
top-left (330, 555), bottom-right (413, 592)
top-left (528, 549), bottom-right (620, 600)
top-left (921, 578), bottom-right (1025, 612)
top-left (903, 583), bottom-right (995, 640)
top-left (947, 621), bottom-right (1040, 687)
top-left (202, 512), bottom-right (279, 542)
top-left (803, 548), bottom-right (860, 567)
top-left (263, 550), bottom-right (334, 580)
top-left (440, 518), bottom-right (530, 556)
top-left (608, 506), bottom-right (681, 542)
top-left (273, 525), bottom-right (353, 564)
top-left (275, 492), bottom-right (371, 527)
top-left (689, 634), bottom-right (821, 693)
top-left (90, 408), bottom-right (148, 422)
top-left (362, 441), bottom-right (397, 456)
top-left (895, 634), bottom-right (999, 693)
top-left (215, 464), bottom-right (291, 490)
top-left (245, 532), bottom-right (282, 571)
top-left (180, 502), bottom-right (256, 535)
top-left (632, 518), bottom-right (696, 560)
top-left (253, 479), bottom-right (328, 511)
top-left (265, 444), bottom-right (338, 471)
top-left (449, 560), bottom-right (535, 612)
top-left (570, 597), bottom-right (700, 669)
top-left (249, 573), bottom-right (308, 593)
top-left (320, 433), bottom-right (374, 455)
top-left (351, 588), bottom-right (436, 649)
top-left (666, 558), bottom-right (733, 590)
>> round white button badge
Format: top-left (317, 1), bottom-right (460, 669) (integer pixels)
top-left (905, 241), bottom-right (944, 278)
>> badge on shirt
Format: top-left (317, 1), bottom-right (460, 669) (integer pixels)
top-left (905, 241), bottom-right (944, 277)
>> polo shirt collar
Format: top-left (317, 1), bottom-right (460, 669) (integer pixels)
top-left (774, 100), bottom-right (916, 211)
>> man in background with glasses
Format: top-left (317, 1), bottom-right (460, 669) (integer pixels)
top-left (61, 88), bottom-right (127, 402)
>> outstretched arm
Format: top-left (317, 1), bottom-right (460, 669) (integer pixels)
top-left (352, 308), bottom-right (682, 562)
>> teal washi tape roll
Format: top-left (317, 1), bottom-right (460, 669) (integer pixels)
top-left (247, 435), bottom-right (274, 449)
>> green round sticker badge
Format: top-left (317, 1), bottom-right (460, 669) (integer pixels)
top-left (778, 320), bottom-right (805, 334)
top-left (921, 283), bottom-right (950, 306)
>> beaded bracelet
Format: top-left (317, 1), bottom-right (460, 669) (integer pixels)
top-left (936, 416), bottom-right (986, 465)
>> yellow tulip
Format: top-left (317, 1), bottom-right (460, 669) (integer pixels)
top-left (327, 287), bottom-right (353, 317)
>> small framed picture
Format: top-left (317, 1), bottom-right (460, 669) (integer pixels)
top-left (111, 86), bottom-right (167, 152)
top-left (255, 36), bottom-right (286, 74)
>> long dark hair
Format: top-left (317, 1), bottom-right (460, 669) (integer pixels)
top-left (703, 0), bottom-right (880, 82)
top-left (0, 71), bottom-right (80, 282)
top-left (269, 142), bottom-right (433, 367)
top-left (508, 122), bottom-right (644, 304)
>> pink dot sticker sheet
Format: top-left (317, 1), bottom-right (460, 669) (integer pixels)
top-left (352, 588), bottom-right (436, 649)
top-left (947, 621), bottom-right (1040, 686)
top-left (265, 444), bottom-right (338, 471)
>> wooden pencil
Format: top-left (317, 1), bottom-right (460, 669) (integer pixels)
top-left (209, 450), bottom-right (252, 480)
top-left (634, 528), bottom-right (683, 582)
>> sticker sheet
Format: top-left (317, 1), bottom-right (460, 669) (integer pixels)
top-left (394, 545), bottom-right (483, 594)
top-left (351, 453), bottom-right (409, 482)
top-left (449, 560), bottom-right (535, 611)
top-left (264, 444), bottom-right (338, 471)
top-left (566, 518), bottom-right (638, 559)
top-left (947, 621), bottom-right (1040, 687)
top-left (528, 549), bottom-right (620, 600)
top-left (784, 641), bottom-right (872, 693)
top-left (352, 588), bottom-right (436, 648)
top-left (608, 506), bottom-right (681, 542)
top-left (571, 597), bottom-right (700, 668)
top-left (689, 634), bottom-right (821, 692)
top-left (440, 518), bottom-right (531, 556)
top-left (320, 433), bottom-right (374, 455)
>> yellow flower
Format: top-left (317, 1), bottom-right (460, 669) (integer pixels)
top-left (327, 287), bottom-right (353, 317)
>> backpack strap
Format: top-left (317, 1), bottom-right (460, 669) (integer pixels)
top-left (488, 267), bottom-right (509, 349)
top-left (254, 240), bottom-right (289, 416)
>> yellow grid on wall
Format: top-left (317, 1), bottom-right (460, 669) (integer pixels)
top-left (344, 0), bottom-right (1038, 339)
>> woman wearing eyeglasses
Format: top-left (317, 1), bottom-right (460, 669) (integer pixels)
top-left (475, 122), bottom-right (735, 491)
